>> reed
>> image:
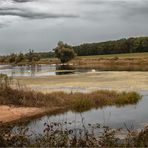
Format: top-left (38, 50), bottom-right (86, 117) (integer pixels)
top-left (0, 75), bottom-right (141, 112)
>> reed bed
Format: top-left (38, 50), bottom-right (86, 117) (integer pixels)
top-left (0, 74), bottom-right (141, 112)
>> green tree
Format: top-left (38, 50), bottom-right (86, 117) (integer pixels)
top-left (26, 49), bottom-right (34, 62)
top-left (55, 41), bottom-right (76, 63)
top-left (8, 53), bottom-right (17, 63)
top-left (15, 53), bottom-right (24, 63)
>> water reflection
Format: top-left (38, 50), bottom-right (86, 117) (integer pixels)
top-left (0, 64), bottom-right (77, 77)
top-left (56, 65), bottom-right (75, 75)
top-left (15, 91), bottom-right (148, 136)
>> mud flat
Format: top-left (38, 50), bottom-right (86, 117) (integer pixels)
top-left (0, 106), bottom-right (63, 125)
top-left (0, 106), bottom-right (45, 124)
top-left (14, 71), bottom-right (148, 93)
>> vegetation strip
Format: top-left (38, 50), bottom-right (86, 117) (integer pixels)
top-left (0, 74), bottom-right (141, 113)
top-left (0, 118), bottom-right (148, 147)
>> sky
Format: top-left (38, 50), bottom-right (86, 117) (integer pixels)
top-left (0, 0), bottom-right (148, 55)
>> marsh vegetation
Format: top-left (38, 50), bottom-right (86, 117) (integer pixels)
top-left (0, 120), bottom-right (148, 147)
top-left (0, 74), bottom-right (141, 112)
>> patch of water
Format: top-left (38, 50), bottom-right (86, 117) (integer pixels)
top-left (0, 64), bottom-right (90, 77)
top-left (14, 91), bottom-right (148, 135)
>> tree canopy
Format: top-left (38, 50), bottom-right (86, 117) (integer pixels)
top-left (73, 37), bottom-right (148, 56)
top-left (54, 41), bottom-right (76, 63)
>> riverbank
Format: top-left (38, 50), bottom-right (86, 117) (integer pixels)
top-left (0, 105), bottom-right (45, 124)
top-left (1, 52), bottom-right (148, 71)
top-left (0, 105), bottom-right (68, 125)
top-left (0, 85), bottom-right (141, 124)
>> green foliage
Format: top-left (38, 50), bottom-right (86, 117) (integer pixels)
top-left (26, 49), bottom-right (40, 62)
top-left (73, 37), bottom-right (148, 56)
top-left (116, 92), bottom-right (141, 105)
top-left (0, 50), bottom-right (40, 64)
top-left (72, 98), bottom-right (92, 112)
top-left (15, 53), bottom-right (25, 63)
top-left (8, 53), bottom-right (17, 63)
top-left (55, 41), bottom-right (76, 63)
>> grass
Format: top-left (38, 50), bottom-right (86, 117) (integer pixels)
top-left (71, 91), bottom-right (141, 112)
top-left (0, 74), bottom-right (141, 112)
top-left (0, 74), bottom-right (146, 147)
top-left (79, 52), bottom-right (148, 59)
top-left (69, 52), bottom-right (148, 71)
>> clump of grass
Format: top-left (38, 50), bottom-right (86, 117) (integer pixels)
top-left (72, 97), bottom-right (93, 112)
top-left (70, 90), bottom-right (141, 112)
top-left (116, 92), bottom-right (141, 105)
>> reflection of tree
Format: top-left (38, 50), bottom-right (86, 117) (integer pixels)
top-left (20, 66), bottom-right (25, 76)
top-left (11, 68), bottom-right (16, 77)
top-left (56, 65), bottom-right (75, 75)
top-left (30, 65), bottom-right (36, 77)
top-left (36, 65), bottom-right (42, 73)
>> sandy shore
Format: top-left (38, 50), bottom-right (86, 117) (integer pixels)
top-left (0, 106), bottom-right (46, 124)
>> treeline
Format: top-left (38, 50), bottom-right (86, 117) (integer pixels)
top-left (73, 37), bottom-right (148, 56)
top-left (0, 50), bottom-right (40, 64)
top-left (1, 37), bottom-right (148, 64)
top-left (0, 50), bottom-right (55, 64)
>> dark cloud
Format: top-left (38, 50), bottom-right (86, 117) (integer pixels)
top-left (0, 9), bottom-right (78, 19)
top-left (0, 0), bottom-right (78, 22)
top-left (13, 0), bottom-right (34, 2)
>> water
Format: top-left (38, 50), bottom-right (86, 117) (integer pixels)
top-left (1, 64), bottom-right (146, 77)
top-left (0, 64), bottom-right (92, 77)
top-left (15, 91), bottom-right (148, 135)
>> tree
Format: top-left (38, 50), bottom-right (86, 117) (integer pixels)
top-left (55, 41), bottom-right (76, 63)
top-left (8, 53), bottom-right (17, 63)
top-left (15, 53), bottom-right (24, 63)
top-left (25, 49), bottom-right (40, 63)
top-left (26, 49), bottom-right (34, 62)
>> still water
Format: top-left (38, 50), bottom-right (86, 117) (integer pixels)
top-left (14, 91), bottom-right (148, 135)
top-left (0, 64), bottom-right (92, 77)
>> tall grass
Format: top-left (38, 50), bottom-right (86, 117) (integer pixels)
top-left (0, 75), bottom-right (141, 112)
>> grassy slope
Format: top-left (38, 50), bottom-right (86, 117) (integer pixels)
top-left (79, 52), bottom-right (148, 59)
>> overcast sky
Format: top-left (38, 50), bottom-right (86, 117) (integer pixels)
top-left (0, 0), bottom-right (148, 55)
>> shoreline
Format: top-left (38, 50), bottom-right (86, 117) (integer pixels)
top-left (0, 105), bottom-right (66, 126)
top-left (14, 71), bottom-right (148, 93)
top-left (1, 71), bottom-right (148, 126)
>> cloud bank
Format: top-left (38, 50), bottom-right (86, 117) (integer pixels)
top-left (0, 0), bottom-right (148, 54)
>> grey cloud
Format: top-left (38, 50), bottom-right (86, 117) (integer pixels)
top-left (0, 0), bottom-right (78, 22)
top-left (0, 9), bottom-right (78, 19)
top-left (125, 3), bottom-right (148, 18)
top-left (13, 0), bottom-right (34, 2)
top-left (0, 0), bottom-right (148, 54)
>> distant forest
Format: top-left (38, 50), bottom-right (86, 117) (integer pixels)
top-left (73, 37), bottom-right (148, 56)
top-left (1, 37), bottom-right (148, 64)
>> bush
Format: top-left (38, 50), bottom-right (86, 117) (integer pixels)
top-left (55, 41), bottom-right (76, 63)
top-left (116, 92), bottom-right (141, 105)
